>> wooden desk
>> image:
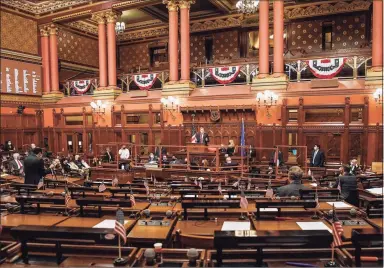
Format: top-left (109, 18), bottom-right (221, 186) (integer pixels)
top-left (174, 218), bottom-right (253, 236)
top-left (252, 218), bottom-right (331, 231)
top-left (127, 217), bottom-right (177, 246)
top-left (316, 201), bottom-right (357, 211)
top-left (56, 216), bottom-right (136, 231)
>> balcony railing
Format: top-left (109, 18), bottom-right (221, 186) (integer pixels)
top-left (62, 78), bottom-right (99, 96)
top-left (63, 48), bottom-right (372, 95)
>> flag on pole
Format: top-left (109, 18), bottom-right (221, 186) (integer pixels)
top-left (144, 181), bottom-right (150, 196)
top-left (114, 209), bottom-right (127, 244)
top-left (331, 205), bottom-right (344, 247)
top-left (153, 176), bottom-right (157, 185)
top-left (112, 177), bottom-right (119, 187)
top-left (337, 179), bottom-right (342, 194)
top-left (240, 118), bottom-right (245, 156)
top-left (232, 179), bottom-right (239, 188)
top-left (37, 178), bottom-right (44, 189)
top-left (198, 180), bottom-right (203, 190)
top-left (240, 190), bottom-right (248, 210)
top-left (191, 119), bottom-right (197, 143)
top-left (99, 182), bottom-right (106, 192)
top-left (64, 188), bottom-right (71, 208)
top-left (218, 183), bottom-right (223, 195)
top-left (194, 178), bottom-right (198, 186)
top-left (247, 181), bottom-right (251, 190)
top-left (130, 189), bottom-right (136, 207)
top-left (265, 179), bottom-right (273, 198)
top-left (308, 169), bottom-right (312, 176)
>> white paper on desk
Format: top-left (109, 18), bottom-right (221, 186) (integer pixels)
top-left (296, 222), bottom-right (332, 233)
top-left (93, 219), bottom-right (129, 229)
top-left (326, 202), bottom-right (352, 208)
top-left (260, 208), bottom-right (278, 212)
top-left (224, 195), bottom-right (237, 199)
top-left (185, 194), bottom-right (198, 198)
top-left (366, 188), bottom-right (384, 195)
top-left (310, 183), bottom-right (317, 187)
top-left (221, 221), bottom-right (251, 231)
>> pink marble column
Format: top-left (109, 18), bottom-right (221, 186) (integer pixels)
top-left (49, 24), bottom-right (60, 92)
top-left (40, 28), bottom-right (51, 94)
top-left (180, 1), bottom-right (192, 82)
top-left (273, 0), bottom-right (284, 75)
top-left (106, 11), bottom-right (118, 87)
top-left (93, 13), bottom-right (108, 88)
top-left (258, 0), bottom-right (270, 77)
top-left (372, 0), bottom-right (383, 68)
top-left (167, 1), bottom-right (179, 82)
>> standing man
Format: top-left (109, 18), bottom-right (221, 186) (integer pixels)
top-left (333, 165), bottom-right (358, 206)
top-left (103, 147), bottom-right (114, 163)
top-left (310, 144), bottom-right (324, 167)
top-left (118, 145), bottom-right (130, 170)
top-left (24, 147), bottom-right (51, 185)
top-left (196, 127), bottom-right (209, 146)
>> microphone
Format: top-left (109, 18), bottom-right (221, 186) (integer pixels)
top-left (166, 210), bottom-right (173, 219)
top-left (143, 209), bottom-right (151, 218)
top-left (144, 248), bottom-right (156, 265)
top-left (187, 248), bottom-right (199, 266)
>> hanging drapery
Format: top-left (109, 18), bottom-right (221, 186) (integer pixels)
top-left (307, 58), bottom-right (347, 79)
top-left (209, 66), bottom-right (241, 84)
top-left (132, 73), bottom-right (158, 90)
top-left (71, 79), bottom-right (93, 94)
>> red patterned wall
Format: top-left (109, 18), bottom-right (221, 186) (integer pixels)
top-left (119, 42), bottom-right (151, 73)
top-left (212, 30), bottom-right (240, 61)
top-left (190, 35), bottom-right (206, 64)
top-left (57, 28), bottom-right (99, 67)
top-left (289, 14), bottom-right (368, 52)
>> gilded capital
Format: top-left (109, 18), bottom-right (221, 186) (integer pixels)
top-left (105, 10), bottom-right (119, 23)
top-left (92, 13), bottom-right (105, 24)
top-left (163, 0), bottom-right (178, 12)
top-left (179, 0), bottom-right (195, 9)
top-left (40, 28), bottom-right (49, 37)
top-left (49, 24), bottom-right (58, 35)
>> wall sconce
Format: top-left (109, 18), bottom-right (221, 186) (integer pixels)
top-left (68, 141), bottom-right (72, 146)
top-left (161, 96), bottom-right (180, 121)
top-left (78, 141), bottom-right (82, 146)
top-left (90, 100), bottom-right (106, 115)
top-left (373, 88), bottom-right (383, 105)
top-left (256, 90), bottom-right (279, 118)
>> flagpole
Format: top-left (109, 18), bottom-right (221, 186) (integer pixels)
top-left (118, 236), bottom-right (121, 259)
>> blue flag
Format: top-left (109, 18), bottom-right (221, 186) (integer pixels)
top-left (240, 118), bottom-right (245, 156)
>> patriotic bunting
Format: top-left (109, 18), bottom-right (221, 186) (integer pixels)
top-left (306, 58), bottom-right (346, 79)
top-left (71, 79), bottom-right (93, 94)
top-left (132, 73), bottom-right (158, 90)
top-left (209, 66), bottom-right (241, 84)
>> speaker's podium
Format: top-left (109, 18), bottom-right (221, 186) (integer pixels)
top-left (186, 143), bottom-right (208, 153)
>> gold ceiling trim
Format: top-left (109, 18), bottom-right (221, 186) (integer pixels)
top-left (60, 61), bottom-right (99, 73)
top-left (0, 6), bottom-right (36, 19)
top-left (53, 10), bottom-right (92, 22)
top-left (66, 21), bottom-right (99, 35)
top-left (0, 49), bottom-right (42, 64)
top-left (0, 94), bottom-right (42, 105)
top-left (112, 0), bottom-right (163, 9)
top-left (285, 0), bottom-right (372, 20)
top-left (1, 0), bottom-right (91, 16)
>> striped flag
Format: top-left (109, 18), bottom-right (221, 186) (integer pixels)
top-left (232, 180), bottom-right (239, 188)
top-left (331, 206), bottom-right (343, 247)
top-left (337, 179), bottom-right (342, 194)
top-left (112, 177), bottom-right (119, 187)
top-left (198, 180), bottom-right (203, 190)
top-left (315, 194), bottom-right (320, 208)
top-left (144, 181), bottom-right (150, 196)
top-left (114, 209), bottom-right (127, 244)
top-left (240, 118), bottom-right (245, 156)
top-left (191, 120), bottom-right (197, 143)
top-left (130, 190), bottom-right (136, 207)
top-left (240, 191), bottom-right (248, 210)
top-left (65, 190), bottom-right (71, 208)
top-left (218, 183), bottom-right (222, 195)
top-left (99, 182), bottom-right (106, 192)
top-left (265, 188), bottom-right (273, 198)
top-left (194, 178), bottom-right (198, 186)
top-left (37, 178), bottom-right (44, 189)
top-left (247, 181), bottom-right (251, 190)
top-left (153, 176), bottom-right (157, 185)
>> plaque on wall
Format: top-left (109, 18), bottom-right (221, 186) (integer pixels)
top-left (0, 58), bottom-right (42, 96)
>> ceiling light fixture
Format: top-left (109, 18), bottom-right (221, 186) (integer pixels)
top-left (236, 0), bottom-right (259, 15)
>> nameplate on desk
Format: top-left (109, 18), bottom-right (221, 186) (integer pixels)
top-left (151, 202), bottom-right (171, 207)
top-left (342, 220), bottom-right (369, 226)
top-left (138, 220), bottom-right (170, 226)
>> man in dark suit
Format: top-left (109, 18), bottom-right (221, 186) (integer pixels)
top-left (276, 166), bottom-right (308, 197)
top-left (349, 159), bottom-right (362, 175)
top-left (310, 144), bottom-right (324, 167)
top-left (269, 146), bottom-right (284, 166)
top-left (24, 147), bottom-right (50, 185)
top-left (154, 143), bottom-right (167, 158)
top-left (333, 165), bottom-right (358, 206)
top-left (195, 127), bottom-right (209, 146)
top-left (223, 157), bottom-right (238, 171)
top-left (10, 153), bottom-right (24, 174)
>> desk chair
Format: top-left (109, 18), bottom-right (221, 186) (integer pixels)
top-left (175, 231), bottom-right (214, 249)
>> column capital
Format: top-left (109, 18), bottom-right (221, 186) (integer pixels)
top-left (163, 0), bottom-right (178, 11)
top-left (40, 27), bottom-right (49, 37)
top-left (92, 12), bottom-right (106, 24)
top-left (48, 24), bottom-right (58, 35)
top-left (105, 10), bottom-right (120, 24)
top-left (179, 0), bottom-right (195, 9)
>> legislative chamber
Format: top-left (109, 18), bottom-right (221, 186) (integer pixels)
top-left (0, 0), bottom-right (383, 267)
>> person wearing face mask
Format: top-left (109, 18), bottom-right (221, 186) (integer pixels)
top-left (310, 144), bottom-right (324, 167)
top-left (349, 159), bottom-right (361, 175)
top-left (4, 141), bottom-right (15, 152)
top-left (24, 147), bottom-right (53, 185)
top-left (118, 145), bottom-right (130, 170)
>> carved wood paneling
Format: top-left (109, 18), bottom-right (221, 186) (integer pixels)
top-left (348, 133), bottom-right (362, 160)
top-left (327, 134), bottom-right (341, 161)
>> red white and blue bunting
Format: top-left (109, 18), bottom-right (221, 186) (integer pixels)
top-left (307, 58), bottom-right (346, 79)
top-left (71, 79), bottom-right (93, 94)
top-left (132, 73), bottom-right (158, 90)
top-left (209, 66), bottom-right (241, 84)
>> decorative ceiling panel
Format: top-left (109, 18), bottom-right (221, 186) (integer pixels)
top-left (1, 0), bottom-right (92, 16)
